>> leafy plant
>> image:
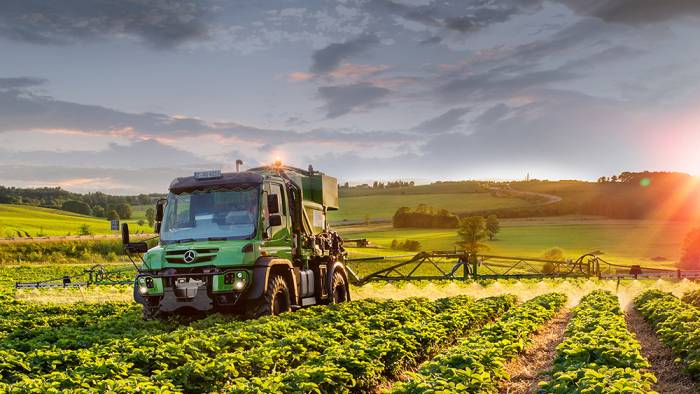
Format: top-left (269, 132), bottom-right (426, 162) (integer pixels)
top-left (635, 290), bottom-right (700, 379)
top-left (391, 293), bottom-right (567, 393)
top-left (539, 290), bottom-right (656, 393)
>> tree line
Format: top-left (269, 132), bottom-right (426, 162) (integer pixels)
top-left (0, 186), bottom-right (162, 221)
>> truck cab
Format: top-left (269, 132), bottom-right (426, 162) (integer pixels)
top-left (126, 163), bottom-right (349, 319)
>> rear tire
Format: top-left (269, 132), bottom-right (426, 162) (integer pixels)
top-left (247, 274), bottom-right (292, 318)
top-left (329, 270), bottom-right (350, 304)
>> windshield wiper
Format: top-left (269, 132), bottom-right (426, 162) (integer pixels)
top-left (173, 238), bottom-right (195, 244)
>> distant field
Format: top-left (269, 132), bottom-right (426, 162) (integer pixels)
top-left (338, 216), bottom-right (697, 268)
top-left (329, 193), bottom-right (535, 222)
top-left (0, 204), bottom-right (152, 237)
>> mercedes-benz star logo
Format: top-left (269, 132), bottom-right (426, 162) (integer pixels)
top-left (183, 250), bottom-right (198, 263)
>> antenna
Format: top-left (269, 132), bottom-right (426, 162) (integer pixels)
top-left (235, 159), bottom-right (243, 172)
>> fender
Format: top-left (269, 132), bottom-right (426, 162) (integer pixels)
top-left (244, 256), bottom-right (299, 303)
top-left (326, 260), bottom-right (351, 301)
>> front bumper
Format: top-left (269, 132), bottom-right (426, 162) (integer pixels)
top-left (134, 269), bottom-right (251, 311)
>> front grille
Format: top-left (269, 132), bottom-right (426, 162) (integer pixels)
top-left (165, 248), bottom-right (220, 264)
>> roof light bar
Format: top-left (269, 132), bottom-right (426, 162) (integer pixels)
top-left (193, 170), bottom-right (222, 180)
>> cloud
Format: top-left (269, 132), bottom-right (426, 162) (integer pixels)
top-left (317, 82), bottom-right (391, 118)
top-left (369, 0), bottom-right (545, 34)
top-left (560, 0), bottom-right (700, 25)
top-left (310, 34), bottom-right (380, 73)
top-left (0, 0), bottom-right (211, 48)
top-left (419, 36), bottom-right (442, 45)
top-left (0, 77), bottom-right (47, 90)
top-left (0, 77), bottom-right (413, 147)
top-left (412, 107), bottom-right (469, 134)
top-left (0, 139), bottom-right (209, 169)
top-left (436, 68), bottom-right (576, 103)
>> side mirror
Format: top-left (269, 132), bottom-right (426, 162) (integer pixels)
top-left (267, 194), bottom-right (280, 214)
top-left (121, 223), bottom-right (130, 245)
top-left (155, 199), bottom-right (165, 222)
top-left (269, 214), bottom-right (282, 227)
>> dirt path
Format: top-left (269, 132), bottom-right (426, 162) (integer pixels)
top-left (625, 306), bottom-right (700, 394)
top-left (498, 310), bottom-right (571, 394)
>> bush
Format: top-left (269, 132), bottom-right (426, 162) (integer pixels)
top-left (393, 205), bottom-right (459, 228)
top-left (61, 200), bottom-right (92, 216)
top-left (390, 239), bottom-right (422, 252)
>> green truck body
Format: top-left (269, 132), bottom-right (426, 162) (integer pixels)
top-left (127, 164), bottom-right (349, 318)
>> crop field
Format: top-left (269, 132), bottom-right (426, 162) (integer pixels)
top-left (339, 216), bottom-right (696, 268)
top-left (0, 204), bottom-right (152, 237)
top-left (328, 192), bottom-right (534, 223)
top-left (2, 279), bottom-right (700, 393)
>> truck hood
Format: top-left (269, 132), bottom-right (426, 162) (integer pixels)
top-left (143, 239), bottom-right (257, 270)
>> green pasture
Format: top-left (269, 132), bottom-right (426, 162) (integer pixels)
top-left (339, 216), bottom-right (697, 268)
top-left (0, 204), bottom-right (152, 237)
top-left (329, 193), bottom-right (534, 222)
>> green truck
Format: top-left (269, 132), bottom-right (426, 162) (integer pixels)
top-left (122, 162), bottom-right (350, 319)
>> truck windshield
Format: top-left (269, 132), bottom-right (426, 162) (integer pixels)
top-left (160, 187), bottom-right (259, 243)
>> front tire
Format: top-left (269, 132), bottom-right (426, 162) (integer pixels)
top-left (329, 270), bottom-right (350, 304)
top-left (247, 274), bottom-right (292, 318)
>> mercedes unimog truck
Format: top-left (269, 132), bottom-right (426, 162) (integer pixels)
top-left (121, 161), bottom-right (349, 319)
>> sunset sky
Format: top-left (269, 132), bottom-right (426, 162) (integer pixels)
top-left (1, 0), bottom-right (700, 194)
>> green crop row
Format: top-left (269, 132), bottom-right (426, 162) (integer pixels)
top-left (539, 290), bottom-right (656, 394)
top-left (0, 295), bottom-right (514, 393)
top-left (635, 290), bottom-right (700, 379)
top-left (681, 289), bottom-right (700, 308)
top-left (232, 295), bottom-right (516, 393)
top-left (390, 292), bottom-right (567, 394)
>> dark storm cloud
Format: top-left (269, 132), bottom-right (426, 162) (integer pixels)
top-left (0, 0), bottom-right (211, 48)
top-left (560, 0), bottom-right (700, 25)
top-left (411, 107), bottom-right (469, 134)
top-left (310, 35), bottom-right (380, 74)
top-left (317, 83), bottom-right (391, 118)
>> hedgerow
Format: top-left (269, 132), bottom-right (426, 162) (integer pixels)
top-left (635, 289), bottom-right (700, 379)
top-left (539, 290), bottom-right (656, 393)
top-left (390, 292), bottom-right (567, 393)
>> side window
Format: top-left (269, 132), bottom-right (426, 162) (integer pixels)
top-left (269, 183), bottom-right (288, 234)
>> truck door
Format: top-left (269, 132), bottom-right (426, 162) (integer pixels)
top-left (263, 182), bottom-right (293, 261)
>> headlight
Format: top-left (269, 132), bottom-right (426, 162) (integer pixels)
top-left (139, 285), bottom-right (149, 294)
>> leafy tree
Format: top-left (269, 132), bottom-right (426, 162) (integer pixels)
top-left (542, 247), bottom-right (566, 274)
top-left (137, 219), bottom-right (145, 226)
top-left (486, 214), bottom-right (500, 240)
top-left (116, 203), bottom-right (132, 220)
top-left (92, 205), bottom-right (105, 217)
top-left (680, 228), bottom-right (700, 270)
top-left (61, 200), bottom-right (92, 216)
top-left (457, 216), bottom-right (488, 253)
top-left (145, 207), bottom-right (156, 226)
top-left (107, 210), bottom-right (120, 221)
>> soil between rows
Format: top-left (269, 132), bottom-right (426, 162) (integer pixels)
top-left (624, 306), bottom-right (700, 394)
top-left (498, 310), bottom-right (571, 394)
